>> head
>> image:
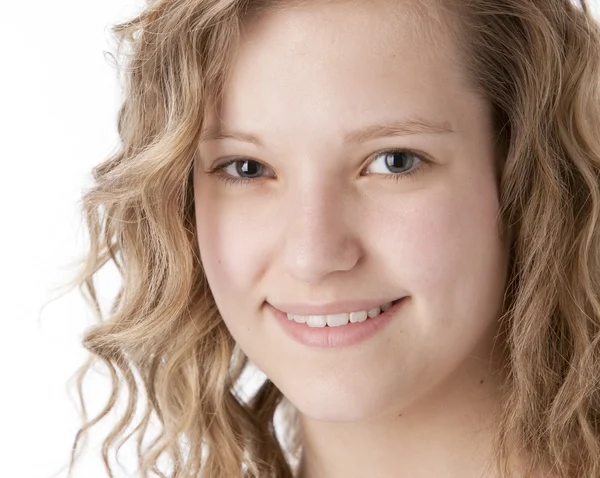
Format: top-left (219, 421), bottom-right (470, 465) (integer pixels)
top-left (70, 1), bottom-right (600, 477)
top-left (195, 0), bottom-right (510, 425)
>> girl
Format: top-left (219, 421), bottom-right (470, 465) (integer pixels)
top-left (68, 0), bottom-right (600, 476)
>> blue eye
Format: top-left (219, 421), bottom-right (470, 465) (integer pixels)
top-left (364, 149), bottom-right (425, 177)
top-left (207, 148), bottom-right (431, 186)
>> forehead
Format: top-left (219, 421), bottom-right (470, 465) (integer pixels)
top-left (204, 0), bottom-right (483, 144)
top-left (244, 0), bottom-right (449, 43)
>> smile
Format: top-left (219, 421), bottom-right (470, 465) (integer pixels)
top-left (286, 298), bottom-right (404, 327)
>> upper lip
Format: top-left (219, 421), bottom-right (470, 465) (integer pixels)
top-left (268, 297), bottom-right (407, 316)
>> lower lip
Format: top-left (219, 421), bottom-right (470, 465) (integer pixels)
top-left (268, 298), bottom-right (407, 348)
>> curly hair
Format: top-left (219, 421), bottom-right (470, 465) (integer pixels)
top-left (66, 0), bottom-right (600, 476)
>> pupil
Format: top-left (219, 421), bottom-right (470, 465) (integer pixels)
top-left (236, 160), bottom-right (262, 177)
top-left (385, 151), bottom-right (412, 173)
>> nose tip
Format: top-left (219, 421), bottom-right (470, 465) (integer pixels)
top-left (282, 216), bottom-right (362, 284)
top-left (286, 235), bottom-right (360, 283)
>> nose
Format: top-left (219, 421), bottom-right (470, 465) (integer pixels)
top-left (281, 181), bottom-right (363, 284)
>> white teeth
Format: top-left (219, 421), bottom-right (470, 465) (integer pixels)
top-left (349, 310), bottom-right (368, 323)
top-left (287, 300), bottom-right (397, 327)
top-left (306, 315), bottom-right (327, 327)
top-left (367, 307), bottom-right (381, 318)
top-left (326, 313), bottom-right (349, 327)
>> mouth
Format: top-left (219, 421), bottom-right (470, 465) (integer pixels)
top-left (270, 297), bottom-right (408, 348)
top-left (282, 296), bottom-right (407, 328)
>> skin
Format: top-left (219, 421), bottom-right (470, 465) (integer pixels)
top-left (194, 1), bottom-right (520, 476)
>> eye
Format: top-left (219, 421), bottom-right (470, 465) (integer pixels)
top-left (207, 157), bottom-right (274, 186)
top-left (222, 158), bottom-right (266, 179)
top-left (205, 148), bottom-right (431, 187)
top-left (363, 149), bottom-right (428, 179)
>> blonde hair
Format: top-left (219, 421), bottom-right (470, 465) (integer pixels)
top-left (67, 0), bottom-right (600, 476)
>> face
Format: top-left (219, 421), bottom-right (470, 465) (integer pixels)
top-left (194, 0), bottom-right (510, 422)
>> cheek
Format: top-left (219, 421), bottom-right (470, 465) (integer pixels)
top-left (399, 198), bottom-right (471, 291)
top-left (384, 179), bottom-right (507, 332)
top-left (194, 186), bottom-right (273, 306)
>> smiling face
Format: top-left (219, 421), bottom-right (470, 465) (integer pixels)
top-left (194, 0), bottom-right (510, 422)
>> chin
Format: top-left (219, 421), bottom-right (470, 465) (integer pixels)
top-left (290, 392), bottom-right (392, 424)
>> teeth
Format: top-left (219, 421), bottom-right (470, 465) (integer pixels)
top-left (287, 301), bottom-right (394, 327)
top-left (326, 313), bottom-right (349, 327)
top-left (349, 310), bottom-right (368, 323)
top-left (306, 316), bottom-right (327, 327)
top-left (367, 307), bottom-right (381, 318)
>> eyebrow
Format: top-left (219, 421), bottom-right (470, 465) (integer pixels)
top-left (199, 117), bottom-right (456, 145)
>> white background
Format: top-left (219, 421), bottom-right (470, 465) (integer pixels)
top-left (1, 1), bottom-right (599, 477)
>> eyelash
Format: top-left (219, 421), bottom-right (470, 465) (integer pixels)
top-left (206, 148), bottom-right (431, 187)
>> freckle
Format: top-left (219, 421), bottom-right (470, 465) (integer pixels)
top-left (398, 414), bottom-right (402, 417)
